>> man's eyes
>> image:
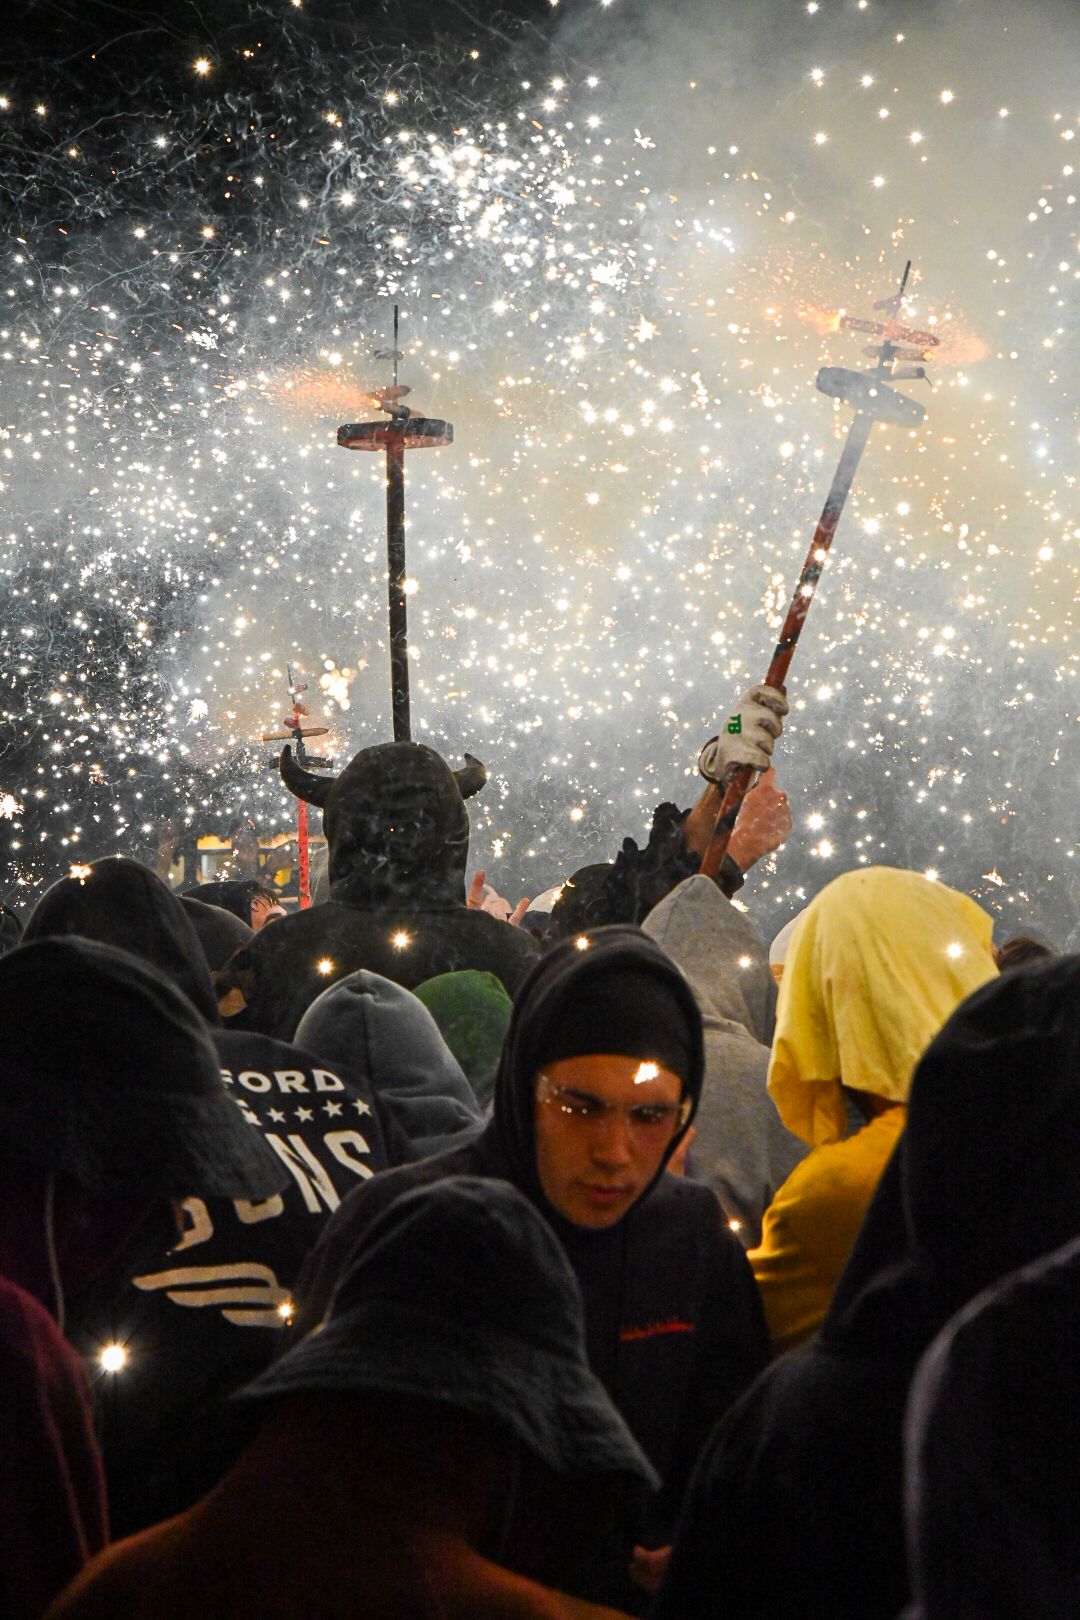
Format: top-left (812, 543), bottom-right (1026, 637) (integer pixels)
top-left (559, 1092), bottom-right (604, 1117)
top-left (632, 1106), bottom-right (674, 1126)
top-left (557, 1094), bottom-right (675, 1127)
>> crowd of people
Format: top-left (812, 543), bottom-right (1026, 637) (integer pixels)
top-left (2, 682), bottom-right (1075, 1618)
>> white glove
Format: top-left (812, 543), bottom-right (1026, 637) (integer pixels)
top-left (698, 684), bottom-right (788, 784)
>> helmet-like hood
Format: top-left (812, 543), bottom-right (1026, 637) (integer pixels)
top-left (280, 740), bottom-right (486, 904)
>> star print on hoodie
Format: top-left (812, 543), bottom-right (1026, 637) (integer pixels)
top-left (23, 857), bottom-right (407, 1537)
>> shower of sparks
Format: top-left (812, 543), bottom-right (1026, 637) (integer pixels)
top-left (0, 0), bottom-right (1078, 947)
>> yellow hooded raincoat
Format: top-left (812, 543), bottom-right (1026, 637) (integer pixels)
top-left (750, 867), bottom-right (997, 1352)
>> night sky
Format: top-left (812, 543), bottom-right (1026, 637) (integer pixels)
top-left (3, 0), bottom-right (1079, 944)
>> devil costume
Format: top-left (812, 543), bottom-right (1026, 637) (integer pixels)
top-left (216, 743), bottom-right (539, 1040)
top-left (293, 927), bottom-right (767, 1612)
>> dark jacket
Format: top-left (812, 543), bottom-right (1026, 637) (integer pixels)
top-left (903, 1232), bottom-right (1080, 1620)
top-left (216, 743), bottom-right (538, 1038)
top-left (24, 859), bottom-right (405, 1536)
top-left (294, 927), bottom-right (767, 1610)
top-left (73, 1027), bottom-right (401, 1539)
top-left (653, 956), bottom-right (1080, 1620)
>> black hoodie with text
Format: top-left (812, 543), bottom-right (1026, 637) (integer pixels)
top-left (24, 858), bottom-right (404, 1536)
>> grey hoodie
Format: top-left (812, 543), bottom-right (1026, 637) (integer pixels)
top-left (643, 875), bottom-right (806, 1246)
top-left (295, 971), bottom-right (483, 1159)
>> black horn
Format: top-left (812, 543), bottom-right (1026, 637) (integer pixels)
top-left (454, 753), bottom-right (488, 800)
top-left (279, 745), bottom-right (336, 809)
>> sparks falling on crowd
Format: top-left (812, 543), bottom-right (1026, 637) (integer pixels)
top-left (4, 8), bottom-right (1080, 1620)
top-left (2, 0), bottom-right (1080, 938)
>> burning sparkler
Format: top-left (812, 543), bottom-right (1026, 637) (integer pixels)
top-left (701, 261), bottom-right (933, 878)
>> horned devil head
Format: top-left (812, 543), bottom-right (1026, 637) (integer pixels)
top-left (279, 741), bottom-right (488, 893)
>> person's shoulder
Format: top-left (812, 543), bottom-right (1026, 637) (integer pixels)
top-left (44, 1529), bottom-right (158, 1620)
top-left (0, 1270), bottom-right (88, 1386)
top-left (776, 1116), bottom-right (900, 1206)
top-left (925, 1233), bottom-right (1080, 1398)
top-left (248, 907), bottom-right (330, 952)
top-left (215, 1025), bottom-right (326, 1070)
top-left (318, 1136), bottom-right (485, 1239)
top-left (652, 1171), bottom-right (724, 1213)
top-left (466, 909), bottom-right (540, 953)
top-left (646, 1172), bottom-right (739, 1244)
top-left (0, 1272), bottom-right (56, 1332)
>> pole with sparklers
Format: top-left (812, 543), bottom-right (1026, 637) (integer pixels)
top-left (700, 261), bottom-right (937, 879)
top-left (336, 307), bottom-right (453, 742)
top-left (262, 666), bottom-right (332, 908)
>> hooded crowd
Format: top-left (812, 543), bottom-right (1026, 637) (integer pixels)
top-left (2, 682), bottom-right (1075, 1619)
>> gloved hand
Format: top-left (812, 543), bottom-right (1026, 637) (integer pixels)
top-left (698, 684), bottom-right (788, 784)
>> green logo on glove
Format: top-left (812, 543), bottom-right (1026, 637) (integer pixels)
top-left (724, 715), bottom-right (743, 735)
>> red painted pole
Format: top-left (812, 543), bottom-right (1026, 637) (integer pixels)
top-left (297, 797), bottom-right (311, 909)
top-left (699, 410), bottom-right (874, 879)
top-left (697, 262), bottom-right (928, 881)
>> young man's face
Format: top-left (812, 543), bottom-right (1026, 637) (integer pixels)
top-left (533, 1053), bottom-right (686, 1229)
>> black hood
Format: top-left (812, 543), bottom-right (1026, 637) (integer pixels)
top-left (822, 954), bottom-right (1080, 1357)
top-left (25, 858), bottom-right (219, 1024)
top-left (280, 740), bottom-right (486, 905)
top-left (489, 925), bottom-right (704, 1225)
top-left (179, 895), bottom-right (253, 972)
top-left (182, 879), bottom-right (264, 927)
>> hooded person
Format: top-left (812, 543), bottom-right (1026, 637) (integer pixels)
top-left (178, 894), bottom-right (252, 972)
top-left (0, 936), bottom-right (285, 1620)
top-left (651, 953), bottom-right (1080, 1620)
top-left (48, 1178), bottom-right (660, 1620)
top-left (24, 857), bottom-right (405, 1537)
top-left (642, 875), bottom-right (806, 1247)
top-left (902, 1230), bottom-right (1080, 1620)
top-left (412, 969), bottom-right (514, 1110)
top-left (214, 741), bottom-right (540, 1039)
top-left (295, 970), bottom-right (484, 1156)
top-left (182, 877), bottom-right (280, 931)
top-left (292, 926), bottom-right (767, 1613)
top-left (748, 866), bottom-right (998, 1352)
